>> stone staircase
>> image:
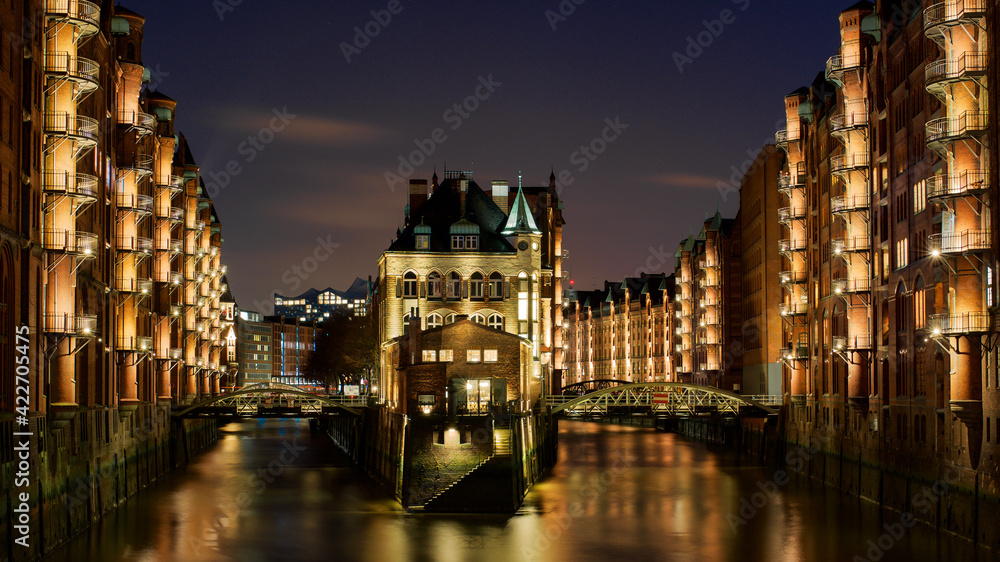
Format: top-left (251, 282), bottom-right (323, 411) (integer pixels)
top-left (415, 427), bottom-right (516, 512)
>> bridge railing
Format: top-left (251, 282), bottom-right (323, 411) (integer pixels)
top-left (544, 394), bottom-right (782, 407)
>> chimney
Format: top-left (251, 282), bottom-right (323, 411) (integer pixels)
top-left (407, 313), bottom-right (421, 365)
top-left (459, 174), bottom-right (468, 217)
top-left (408, 180), bottom-right (428, 219)
top-left (491, 180), bottom-right (509, 211)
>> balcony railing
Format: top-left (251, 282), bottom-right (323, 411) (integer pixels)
top-left (929, 312), bottom-right (990, 336)
top-left (117, 336), bottom-right (153, 352)
top-left (928, 230), bottom-right (990, 255)
top-left (778, 302), bottom-right (808, 317)
top-left (830, 153), bottom-right (870, 173)
top-left (157, 175), bottom-right (187, 192)
top-left (926, 111), bottom-right (988, 145)
top-left (831, 194), bottom-right (870, 215)
top-left (116, 277), bottom-right (153, 294)
top-left (43, 229), bottom-right (98, 257)
top-left (924, 0), bottom-right (986, 34)
top-left (778, 206), bottom-right (807, 223)
top-left (778, 163), bottom-right (807, 196)
top-left (925, 52), bottom-right (987, 93)
top-left (830, 109), bottom-right (868, 133)
top-left (780, 344), bottom-right (809, 361)
top-left (120, 154), bottom-right (154, 176)
top-left (45, 1), bottom-right (101, 36)
top-left (779, 270), bottom-right (807, 285)
top-left (926, 170), bottom-right (988, 201)
top-left (116, 235), bottom-right (154, 254)
top-left (43, 112), bottom-right (98, 147)
top-left (775, 129), bottom-right (799, 149)
top-left (42, 171), bottom-right (98, 201)
top-left (698, 298), bottom-right (719, 308)
top-left (833, 334), bottom-right (872, 350)
top-left (826, 50), bottom-right (864, 81)
top-left (118, 110), bottom-right (156, 136)
top-left (832, 236), bottom-right (870, 255)
top-left (832, 277), bottom-right (871, 294)
top-left (156, 206), bottom-right (185, 223)
top-left (157, 348), bottom-right (183, 361)
top-left (44, 313), bottom-right (96, 336)
top-left (778, 238), bottom-right (807, 254)
top-left (116, 193), bottom-right (154, 215)
top-left (44, 52), bottom-right (99, 92)
top-left (170, 272), bottom-right (184, 286)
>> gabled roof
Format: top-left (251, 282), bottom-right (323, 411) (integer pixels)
top-left (501, 187), bottom-right (541, 235)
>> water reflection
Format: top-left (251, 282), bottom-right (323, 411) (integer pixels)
top-left (47, 419), bottom-right (984, 561)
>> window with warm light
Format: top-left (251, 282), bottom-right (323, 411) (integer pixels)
top-left (467, 349), bottom-right (481, 363)
top-left (416, 234), bottom-right (429, 250)
top-left (484, 349), bottom-right (498, 362)
top-left (440, 349), bottom-right (454, 362)
top-left (422, 350), bottom-right (437, 362)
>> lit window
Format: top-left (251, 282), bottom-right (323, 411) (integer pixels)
top-left (416, 234), bottom-right (429, 250)
top-left (489, 272), bottom-right (503, 299)
top-left (440, 349), bottom-right (454, 362)
top-left (427, 313), bottom-right (442, 329)
top-left (484, 349), bottom-right (498, 362)
top-left (467, 349), bottom-right (481, 363)
top-left (422, 350), bottom-right (437, 362)
top-left (470, 272), bottom-right (484, 299)
top-left (895, 239), bottom-right (909, 270)
top-left (427, 271), bottom-right (442, 298)
top-left (488, 313), bottom-right (504, 330)
top-left (913, 180), bottom-right (926, 214)
top-left (403, 272), bottom-right (417, 297)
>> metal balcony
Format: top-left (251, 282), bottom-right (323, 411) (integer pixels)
top-left (157, 348), bottom-right (183, 361)
top-left (170, 304), bottom-right (183, 317)
top-left (830, 110), bottom-right (868, 134)
top-left (778, 206), bottom-right (807, 223)
top-left (776, 129), bottom-right (799, 151)
top-left (780, 344), bottom-right (809, 361)
top-left (117, 336), bottom-right (153, 352)
top-left (45, 0), bottom-right (101, 37)
top-left (156, 206), bottom-right (184, 223)
top-left (43, 229), bottom-right (98, 257)
top-left (926, 112), bottom-right (988, 147)
top-left (698, 298), bottom-right (719, 309)
top-left (929, 312), bottom-right (990, 336)
top-left (778, 164), bottom-right (807, 196)
top-left (779, 270), bottom-right (807, 286)
top-left (779, 238), bottom-right (807, 255)
top-left (157, 175), bottom-right (187, 193)
top-left (43, 171), bottom-right (98, 203)
top-left (116, 193), bottom-right (154, 216)
top-left (831, 194), bottom-right (870, 215)
top-left (924, 0), bottom-right (986, 41)
top-left (116, 235), bottom-right (153, 255)
top-left (44, 312), bottom-right (96, 336)
top-left (833, 334), bottom-right (872, 350)
top-left (826, 50), bottom-right (864, 83)
top-left (186, 220), bottom-right (207, 232)
top-left (926, 170), bottom-right (988, 202)
top-left (778, 302), bottom-right (808, 317)
top-left (119, 154), bottom-right (155, 177)
top-left (832, 236), bottom-right (870, 255)
top-left (925, 53), bottom-right (987, 96)
top-left (43, 112), bottom-right (98, 148)
top-left (116, 277), bottom-right (153, 294)
top-left (118, 110), bottom-right (156, 137)
top-left (832, 277), bottom-right (871, 294)
top-left (928, 230), bottom-right (990, 255)
top-left (169, 272), bottom-right (184, 286)
top-left (44, 53), bottom-right (99, 94)
top-left (830, 153), bottom-right (869, 174)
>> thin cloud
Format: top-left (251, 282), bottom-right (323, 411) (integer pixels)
top-left (213, 107), bottom-right (396, 147)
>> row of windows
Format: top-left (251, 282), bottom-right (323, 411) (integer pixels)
top-left (402, 271), bottom-right (505, 299)
top-left (420, 349), bottom-right (499, 363)
top-left (404, 312), bottom-right (504, 332)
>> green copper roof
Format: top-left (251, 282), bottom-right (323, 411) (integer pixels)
top-left (501, 187), bottom-right (541, 235)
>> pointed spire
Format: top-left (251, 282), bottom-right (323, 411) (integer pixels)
top-left (501, 187), bottom-right (541, 235)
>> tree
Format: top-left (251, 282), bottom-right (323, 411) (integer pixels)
top-left (304, 309), bottom-right (378, 393)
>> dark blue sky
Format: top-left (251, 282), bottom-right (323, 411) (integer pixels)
top-left (131, 0), bottom-right (849, 310)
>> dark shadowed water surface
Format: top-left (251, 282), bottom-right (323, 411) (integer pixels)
top-left (46, 419), bottom-right (987, 561)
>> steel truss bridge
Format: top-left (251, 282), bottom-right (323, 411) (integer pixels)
top-left (172, 382), bottom-right (365, 418)
top-left (546, 383), bottom-right (780, 418)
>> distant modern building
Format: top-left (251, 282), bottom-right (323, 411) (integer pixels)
top-left (265, 316), bottom-right (317, 386)
top-left (237, 310), bottom-right (272, 386)
top-left (274, 277), bottom-right (371, 321)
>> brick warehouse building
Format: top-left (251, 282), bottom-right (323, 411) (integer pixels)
top-left (0, 3), bottom-right (229, 556)
top-left (769, 0), bottom-right (1000, 546)
top-left (375, 170), bottom-right (565, 404)
top-left (563, 273), bottom-right (675, 387)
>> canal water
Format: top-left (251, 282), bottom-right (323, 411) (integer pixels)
top-left (47, 419), bottom-right (987, 561)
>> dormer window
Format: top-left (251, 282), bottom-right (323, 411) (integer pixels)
top-left (416, 234), bottom-right (429, 250)
top-left (451, 235), bottom-right (478, 250)
top-left (452, 235), bottom-right (464, 250)
top-left (414, 221), bottom-right (431, 250)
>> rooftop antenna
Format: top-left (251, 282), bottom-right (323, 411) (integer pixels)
top-left (518, 170), bottom-right (522, 189)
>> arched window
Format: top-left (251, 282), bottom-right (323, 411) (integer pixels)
top-left (447, 272), bottom-right (461, 298)
top-left (489, 272), bottom-right (504, 299)
top-left (914, 277), bottom-right (926, 328)
top-left (427, 313), bottom-right (442, 329)
top-left (488, 313), bottom-right (504, 330)
top-left (402, 272), bottom-right (417, 298)
top-left (471, 313), bottom-right (485, 324)
top-left (427, 271), bottom-right (442, 299)
top-left (470, 272), bottom-right (485, 300)
top-left (402, 311), bottom-right (412, 335)
top-left (445, 313), bottom-right (457, 325)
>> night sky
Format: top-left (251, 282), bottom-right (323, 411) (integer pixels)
top-left (132, 0), bottom-right (850, 312)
